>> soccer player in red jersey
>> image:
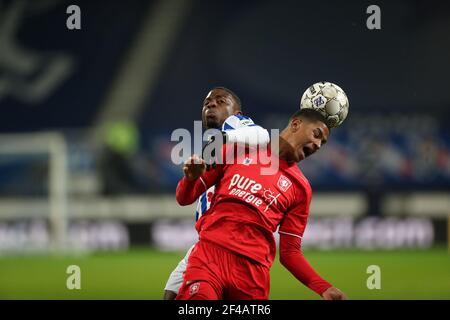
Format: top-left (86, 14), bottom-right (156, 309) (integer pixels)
top-left (175, 108), bottom-right (347, 300)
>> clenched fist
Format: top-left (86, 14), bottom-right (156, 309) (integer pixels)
top-left (321, 287), bottom-right (347, 300)
top-left (183, 155), bottom-right (206, 181)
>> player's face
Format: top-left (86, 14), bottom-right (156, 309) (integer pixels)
top-left (202, 89), bottom-right (239, 129)
top-left (289, 119), bottom-right (329, 162)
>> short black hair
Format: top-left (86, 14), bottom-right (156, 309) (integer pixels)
top-left (290, 108), bottom-right (330, 129)
top-left (212, 86), bottom-right (242, 110)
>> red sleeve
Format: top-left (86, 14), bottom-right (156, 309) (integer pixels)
top-left (278, 183), bottom-right (311, 238)
top-left (175, 165), bottom-right (223, 206)
top-left (279, 233), bottom-right (332, 296)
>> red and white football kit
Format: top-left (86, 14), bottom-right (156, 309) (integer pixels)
top-left (176, 147), bottom-right (332, 299)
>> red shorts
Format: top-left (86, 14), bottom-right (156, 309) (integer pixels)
top-left (176, 240), bottom-right (270, 300)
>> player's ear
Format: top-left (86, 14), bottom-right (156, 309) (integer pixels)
top-left (234, 110), bottom-right (243, 116)
top-left (290, 117), bottom-right (302, 132)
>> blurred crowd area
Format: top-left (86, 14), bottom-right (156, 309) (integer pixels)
top-left (0, 0), bottom-right (449, 197)
top-left (1, 113), bottom-right (449, 196)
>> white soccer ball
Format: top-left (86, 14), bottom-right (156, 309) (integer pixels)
top-left (300, 81), bottom-right (349, 128)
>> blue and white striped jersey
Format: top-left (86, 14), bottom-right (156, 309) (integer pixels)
top-left (221, 114), bottom-right (256, 131)
top-left (194, 114), bottom-right (263, 221)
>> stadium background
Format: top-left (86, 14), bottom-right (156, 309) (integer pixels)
top-left (0, 0), bottom-right (449, 299)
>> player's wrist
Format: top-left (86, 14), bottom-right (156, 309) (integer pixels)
top-left (185, 174), bottom-right (199, 181)
top-left (183, 168), bottom-right (204, 181)
top-left (311, 281), bottom-right (333, 296)
top-left (184, 169), bottom-right (205, 181)
top-left (319, 285), bottom-right (333, 296)
top-left (321, 286), bottom-right (347, 300)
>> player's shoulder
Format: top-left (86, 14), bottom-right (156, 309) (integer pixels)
top-left (289, 165), bottom-right (312, 196)
top-left (222, 114), bottom-right (255, 131)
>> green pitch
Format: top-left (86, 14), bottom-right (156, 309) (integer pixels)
top-left (0, 248), bottom-right (449, 299)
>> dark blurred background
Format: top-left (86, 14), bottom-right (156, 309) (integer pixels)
top-left (1, 0), bottom-right (450, 191)
top-left (0, 0), bottom-right (449, 283)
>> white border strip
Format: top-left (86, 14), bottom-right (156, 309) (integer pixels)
top-left (279, 231), bottom-right (302, 239)
top-left (199, 177), bottom-right (208, 192)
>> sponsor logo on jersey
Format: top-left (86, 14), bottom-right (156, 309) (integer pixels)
top-left (262, 188), bottom-right (281, 212)
top-left (227, 173), bottom-right (283, 212)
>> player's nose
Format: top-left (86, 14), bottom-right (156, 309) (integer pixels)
top-left (312, 140), bottom-right (321, 151)
top-left (206, 100), bottom-right (218, 108)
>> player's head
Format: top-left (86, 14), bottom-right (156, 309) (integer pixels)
top-left (280, 109), bottom-right (330, 162)
top-left (202, 87), bottom-right (242, 129)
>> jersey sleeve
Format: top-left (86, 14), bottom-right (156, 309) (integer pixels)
top-left (176, 165), bottom-right (223, 206)
top-left (278, 186), bottom-right (311, 239)
top-left (221, 114), bottom-right (255, 130)
top-left (221, 115), bottom-right (270, 147)
top-left (279, 233), bottom-right (332, 296)
top-left (278, 186), bottom-right (332, 296)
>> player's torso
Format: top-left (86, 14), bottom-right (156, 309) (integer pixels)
top-left (210, 149), bottom-right (307, 232)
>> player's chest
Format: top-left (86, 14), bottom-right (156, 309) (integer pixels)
top-left (219, 165), bottom-right (298, 213)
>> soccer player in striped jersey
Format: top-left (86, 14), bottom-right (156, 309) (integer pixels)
top-left (163, 87), bottom-right (269, 299)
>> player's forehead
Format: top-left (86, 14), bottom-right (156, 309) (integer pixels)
top-left (204, 89), bottom-right (232, 101)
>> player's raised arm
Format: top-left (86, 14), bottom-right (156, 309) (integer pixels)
top-left (225, 125), bottom-right (270, 146)
top-left (176, 154), bottom-right (222, 206)
top-left (221, 115), bottom-right (270, 147)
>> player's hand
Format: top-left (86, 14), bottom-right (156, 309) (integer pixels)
top-left (321, 287), bottom-right (347, 300)
top-left (183, 155), bottom-right (206, 181)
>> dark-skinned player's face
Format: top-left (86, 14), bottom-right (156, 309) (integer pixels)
top-left (285, 118), bottom-right (330, 162)
top-left (202, 89), bottom-right (240, 129)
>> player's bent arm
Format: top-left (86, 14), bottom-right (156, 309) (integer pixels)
top-left (176, 155), bottom-right (223, 206)
top-left (279, 233), bottom-right (335, 297)
top-left (224, 125), bottom-right (270, 147)
top-left (176, 176), bottom-right (209, 205)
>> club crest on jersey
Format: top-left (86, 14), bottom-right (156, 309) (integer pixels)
top-left (242, 157), bottom-right (253, 166)
top-left (189, 282), bottom-right (200, 295)
top-left (277, 175), bottom-right (292, 192)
